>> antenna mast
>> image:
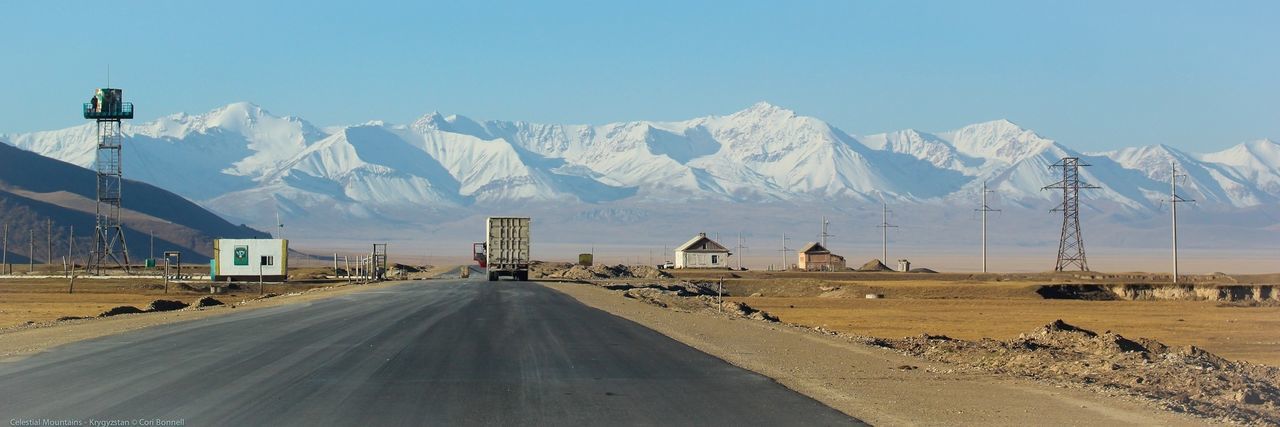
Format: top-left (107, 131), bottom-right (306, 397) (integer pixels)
top-left (1043, 157), bottom-right (1099, 271)
top-left (1164, 162), bottom-right (1194, 283)
top-left (975, 181), bottom-right (1001, 273)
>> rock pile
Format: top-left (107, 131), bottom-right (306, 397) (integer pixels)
top-left (535, 263), bottom-right (673, 280)
top-left (867, 320), bottom-right (1280, 424)
top-left (613, 282), bottom-right (779, 323)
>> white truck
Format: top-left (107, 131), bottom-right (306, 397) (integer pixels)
top-left (485, 216), bottom-right (531, 281)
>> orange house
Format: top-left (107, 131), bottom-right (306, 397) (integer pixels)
top-left (798, 242), bottom-right (846, 271)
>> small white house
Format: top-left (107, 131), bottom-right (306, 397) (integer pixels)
top-left (674, 233), bottom-right (731, 269)
top-left (212, 238), bottom-right (289, 281)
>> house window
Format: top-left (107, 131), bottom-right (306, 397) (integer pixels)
top-left (711, 255), bottom-right (719, 264)
top-left (261, 255), bottom-right (274, 266)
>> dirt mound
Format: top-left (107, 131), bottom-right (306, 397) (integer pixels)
top-left (603, 281), bottom-right (716, 296)
top-left (908, 267), bottom-right (938, 274)
top-left (392, 263), bottom-right (422, 273)
top-left (191, 297), bottom-right (225, 308)
top-left (537, 264), bottom-right (673, 280)
top-left (98, 306), bottom-right (144, 317)
top-left (857, 259), bottom-right (891, 272)
top-left (615, 283), bottom-right (778, 322)
top-left (868, 320), bottom-right (1280, 424)
top-left (145, 299), bottom-right (189, 312)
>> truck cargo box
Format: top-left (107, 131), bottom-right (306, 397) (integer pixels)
top-left (485, 217), bottom-right (530, 281)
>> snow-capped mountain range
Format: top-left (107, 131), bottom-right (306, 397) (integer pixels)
top-left (2, 101), bottom-right (1277, 239)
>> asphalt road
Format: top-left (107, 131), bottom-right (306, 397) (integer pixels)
top-left (0, 279), bottom-right (859, 426)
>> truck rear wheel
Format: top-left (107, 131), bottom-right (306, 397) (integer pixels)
top-left (515, 271), bottom-right (528, 281)
top-left (487, 271), bottom-right (497, 281)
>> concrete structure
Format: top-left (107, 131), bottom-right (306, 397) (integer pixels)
top-left (212, 238), bottom-right (288, 281)
top-left (797, 242), bottom-right (846, 271)
top-left (674, 233), bottom-right (731, 269)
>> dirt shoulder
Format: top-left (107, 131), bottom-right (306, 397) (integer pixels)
top-left (0, 280), bottom-right (411, 362)
top-left (543, 281), bottom-right (1207, 426)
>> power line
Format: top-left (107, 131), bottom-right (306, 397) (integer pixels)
top-left (876, 200), bottom-right (898, 264)
top-left (777, 233), bottom-right (793, 271)
top-left (1043, 157), bottom-right (1100, 271)
top-left (975, 181), bottom-right (1001, 273)
top-left (734, 232), bottom-right (749, 270)
top-left (1162, 162), bottom-right (1195, 283)
top-left (818, 216), bottom-right (833, 247)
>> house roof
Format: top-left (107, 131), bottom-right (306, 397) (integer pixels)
top-left (799, 242), bottom-right (829, 254)
top-left (676, 234), bottom-right (729, 253)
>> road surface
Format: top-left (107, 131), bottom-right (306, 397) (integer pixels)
top-left (0, 279), bottom-right (859, 426)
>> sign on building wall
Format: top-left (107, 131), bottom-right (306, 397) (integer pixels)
top-left (234, 245), bottom-right (249, 266)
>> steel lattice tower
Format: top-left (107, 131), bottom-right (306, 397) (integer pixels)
top-left (1043, 157), bottom-right (1099, 271)
top-left (84, 89), bottom-right (134, 274)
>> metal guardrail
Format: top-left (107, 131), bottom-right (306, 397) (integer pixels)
top-left (83, 102), bottom-right (134, 119)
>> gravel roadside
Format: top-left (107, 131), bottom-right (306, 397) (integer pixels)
top-left (543, 281), bottom-right (1208, 426)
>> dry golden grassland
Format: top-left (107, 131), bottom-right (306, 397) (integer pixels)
top-left (0, 277), bottom-right (330, 328)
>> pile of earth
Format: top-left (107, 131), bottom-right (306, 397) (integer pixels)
top-left (599, 281), bottom-right (779, 322)
top-left (98, 297), bottom-right (221, 318)
top-left (857, 259), bottom-right (892, 272)
top-left (392, 263), bottom-right (423, 273)
top-left (534, 263), bottom-right (672, 280)
top-left (864, 320), bottom-right (1280, 424)
top-left (145, 299), bottom-right (189, 312)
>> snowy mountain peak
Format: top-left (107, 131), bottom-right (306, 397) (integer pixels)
top-left (1203, 138), bottom-right (1280, 168)
top-left (729, 101), bottom-right (797, 120)
top-left (411, 111), bottom-right (490, 138)
top-left (940, 119), bottom-right (1054, 163)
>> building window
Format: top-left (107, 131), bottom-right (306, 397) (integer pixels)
top-left (711, 255), bottom-right (719, 264)
top-left (261, 255), bottom-right (274, 266)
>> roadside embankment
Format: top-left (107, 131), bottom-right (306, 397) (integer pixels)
top-left (544, 281), bottom-right (1209, 425)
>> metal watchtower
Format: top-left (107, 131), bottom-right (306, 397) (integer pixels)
top-left (83, 88), bottom-right (134, 274)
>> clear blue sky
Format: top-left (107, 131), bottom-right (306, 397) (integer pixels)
top-left (3, 0), bottom-right (1276, 152)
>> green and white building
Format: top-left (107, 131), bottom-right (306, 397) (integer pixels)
top-left (212, 238), bottom-right (289, 281)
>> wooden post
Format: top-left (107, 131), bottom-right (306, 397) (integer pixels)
top-left (2, 222), bottom-right (8, 275)
top-left (46, 219), bottom-right (52, 268)
top-left (718, 278), bottom-right (724, 313)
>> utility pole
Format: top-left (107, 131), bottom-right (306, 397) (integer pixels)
top-left (975, 181), bottom-right (1001, 273)
top-left (818, 216), bottom-right (833, 248)
top-left (150, 229), bottom-right (154, 263)
top-left (735, 232), bottom-right (749, 271)
top-left (1164, 162), bottom-right (1194, 283)
top-left (877, 201), bottom-right (898, 263)
top-left (275, 209), bottom-right (285, 241)
top-left (777, 233), bottom-right (793, 271)
top-left (30, 229), bottom-right (36, 273)
top-left (1043, 157), bottom-right (1100, 271)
